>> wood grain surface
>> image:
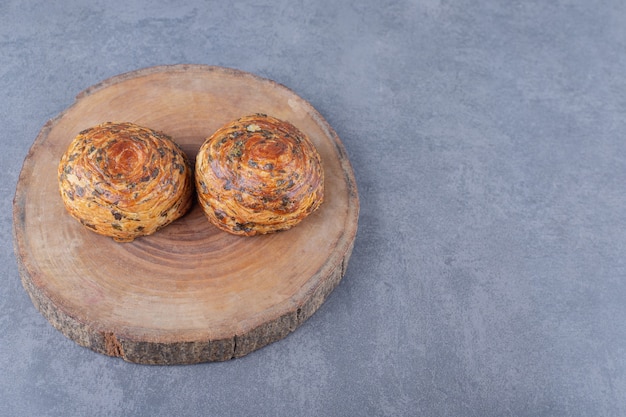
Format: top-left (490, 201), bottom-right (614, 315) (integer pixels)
top-left (12, 65), bottom-right (359, 365)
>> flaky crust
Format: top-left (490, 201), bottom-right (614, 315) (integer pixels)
top-left (58, 122), bottom-right (194, 242)
top-left (195, 114), bottom-right (324, 236)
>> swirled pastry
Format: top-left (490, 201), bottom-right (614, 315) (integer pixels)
top-left (195, 114), bottom-right (324, 236)
top-left (58, 122), bottom-right (194, 242)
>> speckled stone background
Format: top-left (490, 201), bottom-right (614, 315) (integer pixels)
top-left (2, 1), bottom-right (626, 416)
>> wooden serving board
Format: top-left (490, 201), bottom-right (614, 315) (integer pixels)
top-left (13, 65), bottom-right (359, 365)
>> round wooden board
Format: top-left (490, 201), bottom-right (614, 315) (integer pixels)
top-left (13, 65), bottom-right (359, 365)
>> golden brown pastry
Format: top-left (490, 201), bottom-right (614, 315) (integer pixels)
top-left (58, 122), bottom-right (194, 242)
top-left (195, 114), bottom-right (324, 236)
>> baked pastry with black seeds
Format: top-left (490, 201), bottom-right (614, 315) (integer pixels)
top-left (58, 122), bottom-right (194, 242)
top-left (195, 114), bottom-right (324, 236)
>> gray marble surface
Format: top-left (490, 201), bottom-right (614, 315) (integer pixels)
top-left (2, 1), bottom-right (626, 416)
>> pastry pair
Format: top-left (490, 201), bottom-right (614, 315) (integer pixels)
top-left (58, 115), bottom-right (324, 242)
